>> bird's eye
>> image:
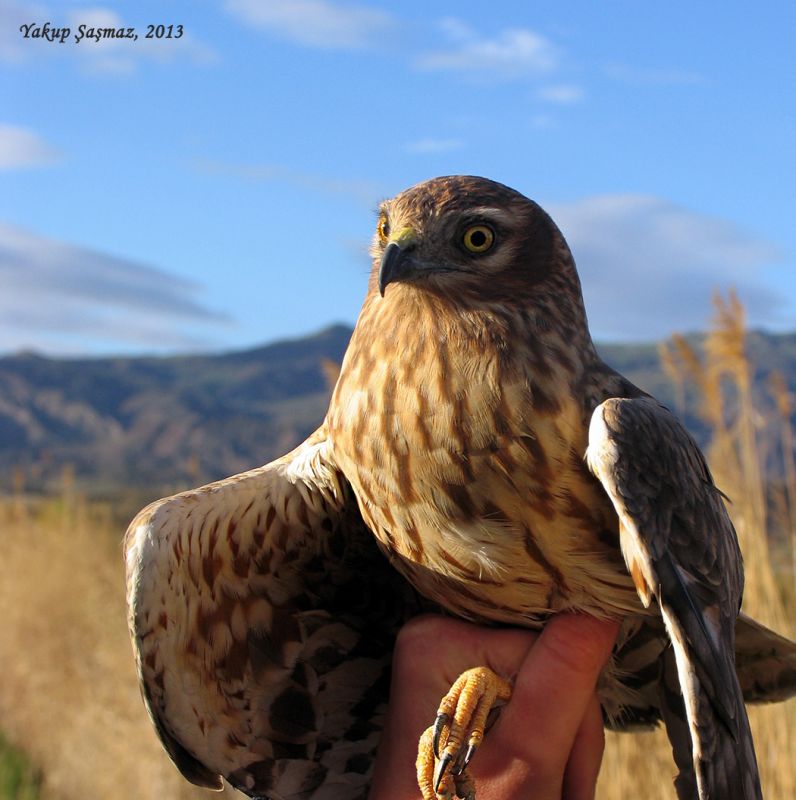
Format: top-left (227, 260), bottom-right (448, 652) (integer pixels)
top-left (377, 216), bottom-right (390, 242)
top-left (462, 225), bottom-right (495, 254)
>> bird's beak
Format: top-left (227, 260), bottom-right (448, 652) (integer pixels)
top-left (378, 228), bottom-right (417, 297)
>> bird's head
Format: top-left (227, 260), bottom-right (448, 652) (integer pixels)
top-left (371, 175), bottom-right (575, 304)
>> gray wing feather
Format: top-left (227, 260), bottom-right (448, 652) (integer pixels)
top-left (587, 397), bottom-right (762, 800)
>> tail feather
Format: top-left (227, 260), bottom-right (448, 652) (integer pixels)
top-left (660, 604), bottom-right (762, 800)
top-left (736, 613), bottom-right (796, 704)
top-left (658, 646), bottom-right (697, 800)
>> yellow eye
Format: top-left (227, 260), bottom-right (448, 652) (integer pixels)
top-left (462, 225), bottom-right (494, 253)
top-left (377, 216), bottom-right (390, 242)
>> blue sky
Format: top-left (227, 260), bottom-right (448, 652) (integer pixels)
top-left (1, 0), bottom-right (795, 355)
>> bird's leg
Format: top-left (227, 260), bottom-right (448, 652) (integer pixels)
top-left (416, 667), bottom-right (512, 800)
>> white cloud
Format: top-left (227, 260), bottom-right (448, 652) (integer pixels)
top-left (0, 124), bottom-right (61, 170)
top-left (1, 2), bottom-right (217, 72)
top-left (537, 84), bottom-right (583, 105)
top-left (530, 113), bottom-right (554, 129)
top-left (548, 195), bottom-right (785, 339)
top-left (404, 138), bottom-right (464, 155)
top-left (603, 63), bottom-right (707, 86)
top-left (193, 158), bottom-right (382, 204)
top-left (0, 0), bottom-right (46, 61)
top-left (0, 222), bottom-right (230, 353)
top-left (67, 7), bottom-right (217, 74)
top-left (416, 19), bottom-right (558, 81)
top-left (434, 17), bottom-right (470, 43)
top-left (224, 0), bottom-right (395, 49)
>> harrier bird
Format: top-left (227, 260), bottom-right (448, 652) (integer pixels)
top-left (125, 176), bottom-right (796, 800)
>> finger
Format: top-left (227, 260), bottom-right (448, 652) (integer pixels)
top-left (496, 613), bottom-right (619, 766)
top-left (393, 614), bottom-right (537, 691)
top-left (562, 691), bottom-right (605, 800)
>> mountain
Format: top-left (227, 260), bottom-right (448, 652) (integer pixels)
top-left (0, 325), bottom-right (351, 496)
top-left (1, 324), bottom-right (793, 497)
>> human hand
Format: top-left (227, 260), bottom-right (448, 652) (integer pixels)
top-left (369, 613), bottom-right (620, 800)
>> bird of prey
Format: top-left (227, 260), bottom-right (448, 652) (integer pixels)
top-left (125, 175), bottom-right (796, 800)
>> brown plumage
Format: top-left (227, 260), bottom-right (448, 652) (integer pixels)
top-left (125, 176), bottom-right (796, 800)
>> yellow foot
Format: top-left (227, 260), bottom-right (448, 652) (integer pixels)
top-left (416, 667), bottom-right (512, 800)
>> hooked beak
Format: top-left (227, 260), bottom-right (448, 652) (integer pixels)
top-left (378, 228), bottom-right (417, 297)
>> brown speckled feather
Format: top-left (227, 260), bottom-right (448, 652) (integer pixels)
top-left (126, 175), bottom-right (796, 799)
top-left (126, 428), bottom-right (427, 799)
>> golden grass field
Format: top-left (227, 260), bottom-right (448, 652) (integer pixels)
top-left (0, 295), bottom-right (793, 799)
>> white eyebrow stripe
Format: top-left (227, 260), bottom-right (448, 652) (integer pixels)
top-left (463, 207), bottom-right (516, 226)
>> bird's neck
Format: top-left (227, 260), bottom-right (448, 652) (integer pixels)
top-left (329, 281), bottom-right (602, 445)
top-left (351, 278), bottom-right (597, 377)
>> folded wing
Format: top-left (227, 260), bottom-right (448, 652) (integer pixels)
top-left (587, 397), bottom-right (762, 800)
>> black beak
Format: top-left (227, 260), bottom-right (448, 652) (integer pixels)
top-left (378, 241), bottom-right (414, 297)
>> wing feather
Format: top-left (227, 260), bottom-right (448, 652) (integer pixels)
top-left (125, 426), bottom-right (423, 799)
top-left (587, 397), bottom-right (762, 800)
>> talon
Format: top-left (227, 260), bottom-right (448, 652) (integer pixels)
top-left (434, 752), bottom-right (453, 792)
top-left (417, 667), bottom-right (513, 800)
top-left (452, 747), bottom-right (467, 776)
top-left (461, 742), bottom-right (478, 773)
top-left (432, 712), bottom-right (449, 758)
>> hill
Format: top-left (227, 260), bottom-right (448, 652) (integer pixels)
top-left (0, 324), bottom-right (793, 496)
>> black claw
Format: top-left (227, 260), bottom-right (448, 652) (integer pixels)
top-left (434, 752), bottom-right (454, 792)
top-left (462, 743), bottom-right (478, 771)
top-left (452, 747), bottom-right (467, 776)
top-left (432, 712), bottom-right (449, 758)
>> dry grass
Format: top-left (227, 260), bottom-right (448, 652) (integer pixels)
top-left (0, 292), bottom-right (794, 799)
top-left (0, 493), bottom-right (240, 800)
